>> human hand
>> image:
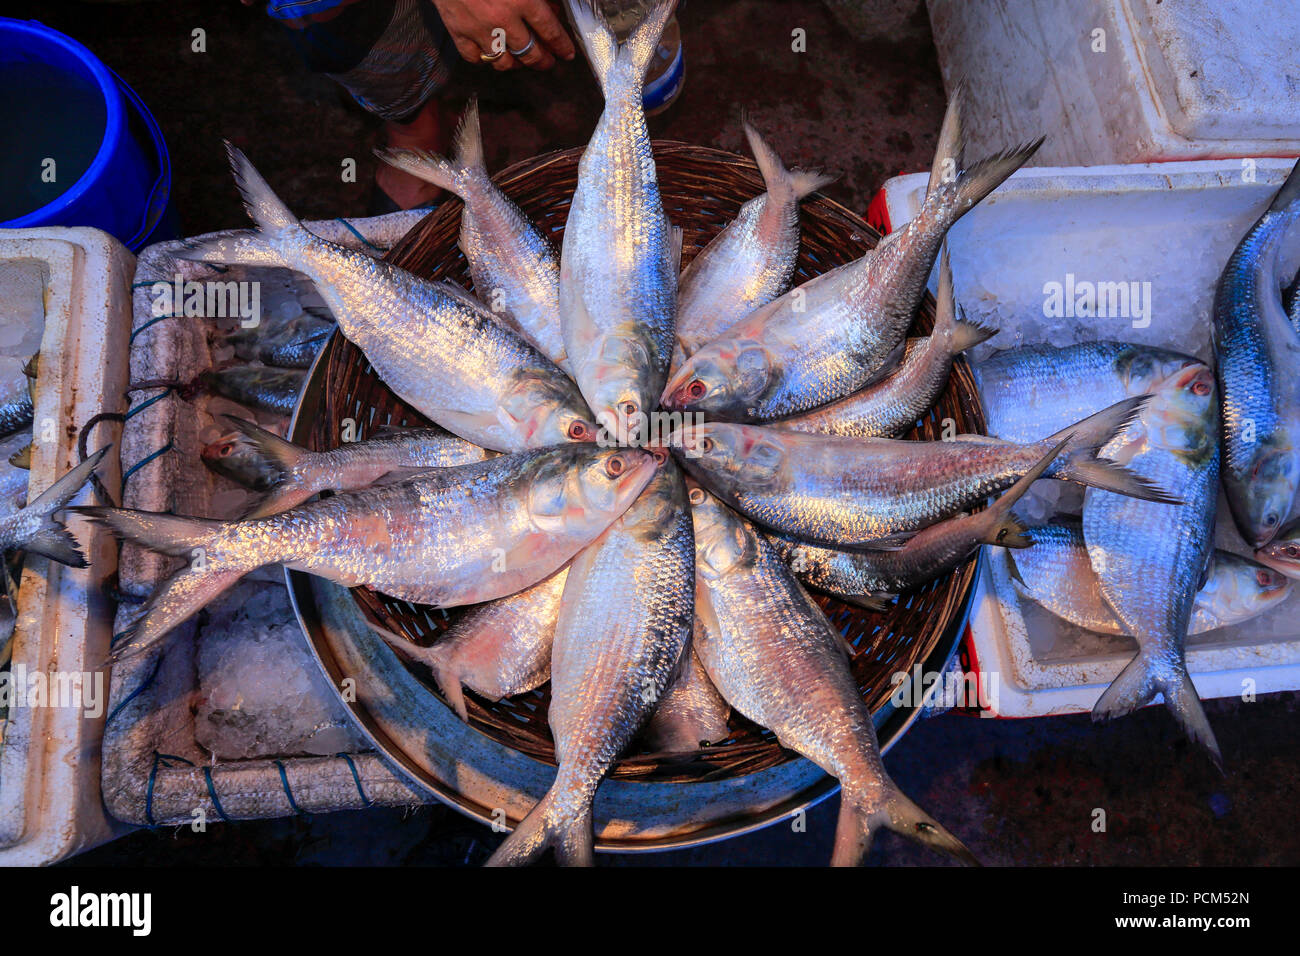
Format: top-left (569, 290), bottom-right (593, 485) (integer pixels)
top-left (431, 0), bottom-right (577, 71)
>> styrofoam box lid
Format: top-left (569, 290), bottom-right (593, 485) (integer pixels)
top-left (1124, 0), bottom-right (1300, 141)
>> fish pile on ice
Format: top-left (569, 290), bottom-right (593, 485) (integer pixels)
top-left (69, 0), bottom-right (1293, 865)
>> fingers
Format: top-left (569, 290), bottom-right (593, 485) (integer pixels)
top-left (523, 0), bottom-right (577, 62)
top-left (504, 21), bottom-right (555, 70)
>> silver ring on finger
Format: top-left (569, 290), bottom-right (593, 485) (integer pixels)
top-left (508, 34), bottom-right (536, 57)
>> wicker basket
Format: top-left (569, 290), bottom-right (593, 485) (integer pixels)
top-left (306, 143), bottom-right (986, 784)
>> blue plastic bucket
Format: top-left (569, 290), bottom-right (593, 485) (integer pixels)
top-left (0, 18), bottom-right (174, 250)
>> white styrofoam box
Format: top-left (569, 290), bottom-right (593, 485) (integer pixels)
top-left (877, 157), bottom-right (1300, 717)
top-left (926, 0), bottom-right (1300, 166)
top-left (0, 227), bottom-right (133, 863)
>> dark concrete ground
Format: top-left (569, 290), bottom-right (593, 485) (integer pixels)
top-left (17, 0), bottom-right (1299, 866)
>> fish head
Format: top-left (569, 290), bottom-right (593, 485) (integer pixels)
top-left (660, 337), bottom-right (775, 418)
top-left (527, 446), bottom-right (656, 536)
top-left (1230, 438), bottom-right (1300, 548)
top-left (686, 484), bottom-right (756, 580)
top-left (585, 332), bottom-right (661, 445)
top-left (1140, 362), bottom-right (1218, 460)
top-left (200, 431), bottom-right (277, 490)
top-left (1118, 348), bottom-right (1204, 396)
top-left (1254, 517), bottom-right (1300, 579)
top-left (1197, 552), bottom-right (1293, 627)
top-left (501, 372), bottom-right (600, 448)
top-left (667, 421), bottom-right (789, 496)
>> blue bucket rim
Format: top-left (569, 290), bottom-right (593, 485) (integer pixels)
top-left (0, 17), bottom-right (127, 228)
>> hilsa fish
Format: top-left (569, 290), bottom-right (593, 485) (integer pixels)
top-left (674, 119), bottom-right (834, 363)
top-left (488, 460), bottom-right (694, 866)
top-left (560, 0), bottom-right (681, 444)
top-left (671, 396), bottom-right (1174, 548)
top-left (377, 568), bottom-right (567, 721)
top-left (689, 487), bottom-right (977, 866)
top-left (661, 90), bottom-right (1041, 421)
top-left (974, 341), bottom-right (1203, 445)
top-left (217, 415), bottom-right (488, 517)
top-left (180, 143), bottom-right (595, 453)
top-left (771, 436), bottom-right (1065, 607)
top-left (0, 448), bottom-right (108, 567)
top-left (200, 366), bottom-right (304, 417)
top-left (1012, 522), bottom-right (1290, 636)
top-left (378, 97), bottom-right (568, 371)
top-left (79, 445), bottom-right (656, 664)
top-left (1083, 361), bottom-right (1224, 769)
top-left (1213, 158), bottom-right (1300, 547)
top-left (643, 639), bottom-right (731, 752)
top-left (778, 246), bottom-right (995, 439)
top-left (1256, 515), bottom-right (1300, 578)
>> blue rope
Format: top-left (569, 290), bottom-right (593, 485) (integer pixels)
top-left (202, 767), bottom-right (232, 822)
top-left (275, 760), bottom-right (305, 815)
top-left (105, 655), bottom-right (161, 725)
top-left (145, 752), bottom-right (194, 826)
top-left (123, 388), bottom-right (173, 421)
top-left (335, 217), bottom-right (384, 253)
top-left (129, 312), bottom-right (175, 344)
top-left (337, 752), bottom-right (373, 808)
top-left (121, 442), bottom-right (173, 484)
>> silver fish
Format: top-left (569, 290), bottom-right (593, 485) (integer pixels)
top-left (180, 144), bottom-right (595, 452)
top-left (0, 448), bottom-right (107, 567)
top-left (200, 365), bottom-right (304, 417)
top-left (1214, 158), bottom-right (1300, 547)
top-left (974, 341), bottom-right (1204, 444)
top-left (560, 0), bottom-right (680, 444)
top-left (661, 91), bottom-right (1040, 420)
top-left (1012, 522), bottom-right (1291, 636)
top-left (228, 306), bottom-right (335, 369)
top-left (671, 396), bottom-right (1172, 548)
top-left (1255, 515), bottom-right (1300, 578)
top-left (1084, 361), bottom-right (1223, 768)
top-left (80, 445), bottom-right (656, 663)
top-left (488, 459), bottom-right (694, 866)
top-left (772, 437), bottom-right (1064, 607)
top-left (201, 429), bottom-right (281, 491)
top-left (643, 638), bottom-right (731, 752)
top-left (0, 355), bottom-right (34, 439)
top-left (674, 119), bottom-right (833, 363)
top-left (778, 247), bottom-right (995, 439)
top-left (688, 487), bottom-right (976, 866)
top-left (218, 416), bottom-right (489, 517)
top-left (377, 568), bottom-right (567, 721)
top-left (378, 98), bottom-right (567, 372)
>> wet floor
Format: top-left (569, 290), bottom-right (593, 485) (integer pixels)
top-left (16, 0), bottom-right (1298, 866)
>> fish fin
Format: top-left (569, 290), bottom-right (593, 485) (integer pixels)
top-left (566, 0), bottom-right (619, 95)
top-left (71, 506), bottom-right (224, 556)
top-left (177, 142), bottom-right (299, 266)
top-left (452, 96), bottom-right (485, 174)
top-left (374, 147), bottom-right (464, 198)
top-left (1092, 652), bottom-right (1223, 771)
top-left (669, 224), bottom-right (684, 273)
top-left (1045, 395), bottom-right (1182, 504)
top-left (932, 246), bottom-right (997, 352)
top-left (742, 116), bottom-right (835, 205)
top-left (423, 644), bottom-right (470, 722)
top-left (240, 485), bottom-right (315, 520)
top-left (621, 0), bottom-right (678, 85)
top-left (1268, 156), bottom-right (1300, 213)
top-left (107, 564), bottom-right (248, 664)
top-left (979, 436), bottom-right (1070, 547)
top-left (834, 781), bottom-right (979, 867)
top-left (16, 448), bottom-right (111, 567)
top-left (926, 81), bottom-right (964, 197)
top-left (935, 135), bottom-right (1043, 225)
top-left (224, 140), bottom-right (298, 233)
top-left (176, 230), bottom-right (285, 268)
top-left (485, 786), bottom-right (594, 867)
top-left (841, 592), bottom-right (896, 612)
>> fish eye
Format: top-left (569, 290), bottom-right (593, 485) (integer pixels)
top-left (622, 401), bottom-right (638, 416)
top-left (567, 420), bottom-right (591, 441)
top-left (649, 447), bottom-right (668, 465)
top-left (1265, 512), bottom-right (1280, 528)
top-left (1287, 545), bottom-right (1300, 558)
top-left (218, 443), bottom-right (234, 457)
top-left (698, 436), bottom-right (714, 454)
top-left (686, 380), bottom-right (707, 400)
top-left (605, 455), bottom-right (626, 477)
top-left (688, 488), bottom-right (706, 505)
top-left (1192, 380), bottom-right (1211, 396)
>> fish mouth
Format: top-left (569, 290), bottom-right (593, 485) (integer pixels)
top-left (1253, 547), bottom-right (1300, 581)
top-left (660, 367), bottom-right (703, 411)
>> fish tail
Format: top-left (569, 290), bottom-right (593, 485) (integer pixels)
top-left (742, 116), bottom-right (835, 205)
top-left (934, 135), bottom-right (1043, 225)
top-left (374, 98), bottom-right (484, 197)
top-left (176, 142), bottom-right (300, 266)
top-left (621, 0), bottom-right (678, 83)
top-left (1092, 652), bottom-right (1223, 771)
top-left (218, 415), bottom-right (317, 518)
top-left (72, 507), bottom-right (260, 662)
top-left (835, 780), bottom-right (979, 866)
top-left (485, 786), bottom-right (595, 867)
top-left (1044, 395), bottom-right (1183, 504)
top-left (977, 436), bottom-right (1070, 547)
top-left (423, 644), bottom-right (470, 722)
top-left (15, 447), bottom-right (110, 567)
top-left (926, 80), bottom-right (964, 197)
top-left (569, 0), bottom-right (677, 94)
top-left (932, 245), bottom-right (997, 353)
top-left (566, 0), bottom-right (619, 94)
